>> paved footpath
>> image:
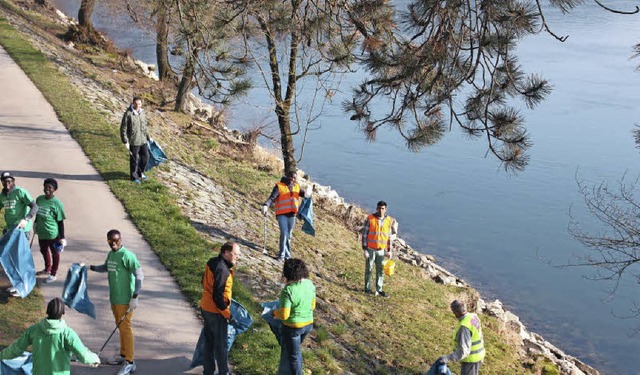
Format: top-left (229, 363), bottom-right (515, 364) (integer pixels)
top-left (0, 46), bottom-right (203, 374)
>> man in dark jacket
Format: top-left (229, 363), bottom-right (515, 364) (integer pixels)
top-left (199, 241), bottom-right (240, 375)
top-left (120, 97), bottom-right (150, 183)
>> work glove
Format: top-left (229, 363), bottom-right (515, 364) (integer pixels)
top-left (60, 239), bottom-right (67, 248)
top-left (261, 205), bottom-right (268, 216)
top-left (129, 297), bottom-right (138, 310)
top-left (304, 185), bottom-right (313, 197)
top-left (124, 142), bottom-right (130, 150)
top-left (89, 265), bottom-right (96, 271)
top-left (148, 136), bottom-right (154, 143)
top-left (386, 250), bottom-right (393, 259)
top-left (363, 250), bottom-right (369, 259)
top-left (17, 219), bottom-right (27, 229)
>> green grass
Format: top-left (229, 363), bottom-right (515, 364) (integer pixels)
top-left (0, 6), bottom-right (563, 374)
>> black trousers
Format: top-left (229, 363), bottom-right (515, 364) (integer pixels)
top-left (129, 143), bottom-right (149, 180)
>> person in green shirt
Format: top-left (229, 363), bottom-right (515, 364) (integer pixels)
top-left (34, 178), bottom-right (67, 283)
top-left (0, 297), bottom-right (100, 374)
top-left (89, 229), bottom-right (144, 375)
top-left (0, 171), bottom-right (38, 296)
top-left (0, 171), bottom-right (38, 236)
top-left (273, 258), bottom-right (316, 375)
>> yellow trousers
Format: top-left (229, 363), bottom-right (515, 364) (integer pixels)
top-left (111, 304), bottom-right (135, 362)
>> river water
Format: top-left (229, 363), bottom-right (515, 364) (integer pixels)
top-left (50, 1), bottom-right (640, 373)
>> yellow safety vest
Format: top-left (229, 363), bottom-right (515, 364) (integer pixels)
top-left (453, 313), bottom-right (485, 363)
top-left (274, 182), bottom-right (300, 215)
top-left (366, 214), bottom-right (392, 250)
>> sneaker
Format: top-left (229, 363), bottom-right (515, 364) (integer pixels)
top-left (117, 361), bottom-right (136, 375)
top-left (364, 289), bottom-right (374, 295)
top-left (44, 275), bottom-right (57, 283)
top-left (141, 174), bottom-right (148, 180)
top-left (107, 354), bottom-right (126, 365)
top-left (133, 179), bottom-right (141, 184)
top-left (8, 287), bottom-right (20, 297)
top-left (375, 291), bottom-right (389, 298)
top-left (36, 269), bottom-right (50, 276)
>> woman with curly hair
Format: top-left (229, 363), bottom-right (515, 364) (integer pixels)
top-left (273, 258), bottom-right (316, 375)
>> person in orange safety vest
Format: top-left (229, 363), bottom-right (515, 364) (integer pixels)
top-left (362, 200), bottom-right (397, 298)
top-left (262, 171), bottom-right (311, 261)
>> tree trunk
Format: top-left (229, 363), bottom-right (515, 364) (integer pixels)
top-left (276, 104), bottom-right (297, 174)
top-left (78, 0), bottom-right (95, 30)
top-left (174, 56), bottom-right (195, 112)
top-left (155, 1), bottom-right (174, 81)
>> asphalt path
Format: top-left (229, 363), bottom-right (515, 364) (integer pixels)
top-left (0, 45), bottom-right (203, 374)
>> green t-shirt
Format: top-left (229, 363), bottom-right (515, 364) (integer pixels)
top-left (103, 246), bottom-right (140, 305)
top-left (35, 195), bottom-right (66, 240)
top-left (0, 187), bottom-right (34, 232)
top-left (280, 278), bottom-right (316, 326)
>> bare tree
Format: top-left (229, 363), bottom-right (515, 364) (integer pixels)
top-left (103, 0), bottom-right (176, 80)
top-left (570, 174), bottom-right (640, 285)
top-left (155, 0), bottom-right (174, 80)
top-left (569, 173), bottom-right (640, 318)
top-left (78, 0), bottom-right (96, 31)
top-left (173, 0), bottom-right (250, 112)
top-left (225, 0), bottom-right (395, 174)
top-left (345, 0), bottom-right (639, 173)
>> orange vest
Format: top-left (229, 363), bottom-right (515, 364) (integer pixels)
top-left (274, 182), bottom-right (300, 215)
top-left (366, 214), bottom-right (392, 250)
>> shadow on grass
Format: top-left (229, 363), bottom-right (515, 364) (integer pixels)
top-left (190, 221), bottom-right (261, 252)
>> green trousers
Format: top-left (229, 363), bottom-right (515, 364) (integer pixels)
top-left (364, 248), bottom-right (385, 293)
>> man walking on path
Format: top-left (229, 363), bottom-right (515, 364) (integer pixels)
top-left (262, 171), bottom-right (311, 261)
top-left (0, 298), bottom-right (100, 374)
top-left (34, 178), bottom-right (67, 283)
top-left (90, 229), bottom-right (144, 375)
top-left (362, 200), bottom-right (396, 297)
top-left (199, 241), bottom-right (240, 375)
top-left (437, 300), bottom-right (485, 375)
top-left (120, 96), bottom-right (150, 184)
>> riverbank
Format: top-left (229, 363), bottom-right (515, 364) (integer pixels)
top-left (0, 1), bottom-right (600, 373)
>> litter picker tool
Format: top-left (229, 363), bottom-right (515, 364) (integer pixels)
top-left (97, 307), bottom-right (132, 357)
top-left (262, 214), bottom-right (268, 255)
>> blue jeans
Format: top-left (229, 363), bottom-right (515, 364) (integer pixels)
top-left (276, 214), bottom-right (296, 260)
top-left (202, 309), bottom-right (229, 375)
top-left (279, 324), bottom-right (313, 375)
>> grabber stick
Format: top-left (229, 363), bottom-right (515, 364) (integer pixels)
top-left (98, 307), bottom-right (132, 357)
top-left (262, 214), bottom-right (268, 255)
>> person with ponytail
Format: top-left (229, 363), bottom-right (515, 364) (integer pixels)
top-left (0, 298), bottom-right (100, 374)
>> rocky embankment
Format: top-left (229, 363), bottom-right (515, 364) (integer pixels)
top-left (3, 4), bottom-right (599, 374)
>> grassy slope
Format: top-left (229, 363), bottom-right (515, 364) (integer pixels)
top-left (0, 3), bottom-right (558, 373)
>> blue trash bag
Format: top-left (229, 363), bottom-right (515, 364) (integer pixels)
top-left (0, 351), bottom-right (33, 374)
top-left (0, 228), bottom-right (35, 298)
top-left (145, 139), bottom-right (168, 171)
top-left (260, 300), bottom-right (282, 344)
top-left (61, 263), bottom-right (96, 319)
top-left (190, 300), bottom-right (254, 368)
top-left (425, 361), bottom-right (451, 375)
top-left (296, 197), bottom-right (315, 236)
